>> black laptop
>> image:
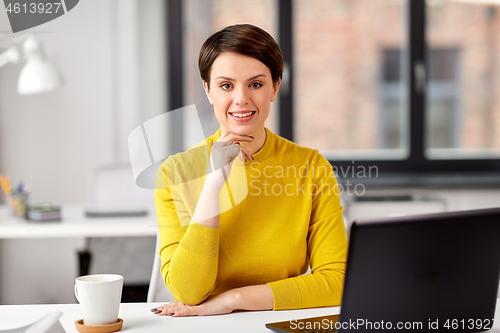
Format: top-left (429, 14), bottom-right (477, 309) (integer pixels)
top-left (266, 207), bottom-right (500, 332)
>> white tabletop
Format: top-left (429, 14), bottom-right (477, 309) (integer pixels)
top-left (0, 302), bottom-right (342, 333)
top-left (0, 205), bottom-right (158, 239)
top-left (1, 300), bottom-right (499, 333)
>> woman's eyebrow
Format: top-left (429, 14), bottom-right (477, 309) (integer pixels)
top-left (214, 74), bottom-right (267, 81)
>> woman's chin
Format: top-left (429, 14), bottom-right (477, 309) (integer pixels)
top-left (228, 124), bottom-right (258, 136)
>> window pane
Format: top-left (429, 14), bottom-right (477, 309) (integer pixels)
top-left (426, 0), bottom-right (500, 159)
top-left (293, 0), bottom-right (408, 160)
top-left (183, 0), bottom-right (278, 146)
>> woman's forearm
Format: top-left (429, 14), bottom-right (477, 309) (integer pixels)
top-left (154, 284), bottom-right (274, 317)
top-left (192, 170), bottom-right (225, 229)
top-left (231, 284), bottom-right (274, 311)
top-left (193, 136), bottom-right (248, 229)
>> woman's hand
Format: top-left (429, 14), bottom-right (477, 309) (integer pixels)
top-left (150, 285), bottom-right (273, 317)
top-left (151, 290), bottom-right (239, 317)
top-left (208, 131), bottom-right (254, 187)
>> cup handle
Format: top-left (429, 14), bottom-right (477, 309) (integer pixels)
top-left (74, 284), bottom-right (80, 303)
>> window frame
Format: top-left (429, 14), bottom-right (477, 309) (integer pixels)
top-left (167, 0), bottom-right (500, 188)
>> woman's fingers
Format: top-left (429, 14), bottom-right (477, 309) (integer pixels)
top-left (152, 301), bottom-right (190, 316)
top-left (209, 132), bottom-right (255, 180)
top-left (223, 144), bottom-right (252, 163)
top-left (218, 132), bottom-right (254, 161)
top-left (218, 132), bottom-right (254, 144)
top-left (170, 306), bottom-right (201, 317)
top-left (152, 304), bottom-right (172, 316)
top-left (151, 301), bottom-right (203, 317)
top-left (238, 145), bottom-right (253, 162)
top-left (219, 141), bottom-right (252, 162)
top-left (211, 144), bottom-right (242, 167)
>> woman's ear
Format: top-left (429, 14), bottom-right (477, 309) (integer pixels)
top-left (203, 80), bottom-right (213, 105)
top-left (270, 78), bottom-right (281, 102)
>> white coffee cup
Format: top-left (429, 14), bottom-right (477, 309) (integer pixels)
top-left (74, 274), bottom-right (123, 326)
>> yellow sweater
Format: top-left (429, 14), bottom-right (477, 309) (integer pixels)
top-left (154, 127), bottom-right (348, 310)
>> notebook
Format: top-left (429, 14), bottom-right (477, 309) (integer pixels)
top-left (266, 207), bottom-right (500, 332)
top-left (84, 205), bottom-right (148, 217)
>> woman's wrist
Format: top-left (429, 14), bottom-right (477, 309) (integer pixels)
top-left (225, 285), bottom-right (274, 311)
top-left (226, 288), bottom-right (243, 311)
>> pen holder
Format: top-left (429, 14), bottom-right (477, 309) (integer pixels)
top-left (6, 192), bottom-right (29, 218)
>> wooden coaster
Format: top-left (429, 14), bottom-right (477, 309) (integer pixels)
top-left (75, 318), bottom-right (123, 333)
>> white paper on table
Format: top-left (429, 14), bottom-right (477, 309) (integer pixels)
top-left (0, 311), bottom-right (66, 333)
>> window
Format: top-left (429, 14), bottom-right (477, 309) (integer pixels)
top-left (168, 0), bottom-right (500, 184)
top-left (381, 48), bottom-right (461, 151)
top-left (427, 1), bottom-right (500, 160)
top-left (427, 48), bottom-right (460, 151)
top-left (381, 48), bottom-right (408, 150)
top-left (294, 0), bottom-right (408, 161)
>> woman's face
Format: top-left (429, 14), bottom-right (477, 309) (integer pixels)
top-left (203, 52), bottom-right (280, 136)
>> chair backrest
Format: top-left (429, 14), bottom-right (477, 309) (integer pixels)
top-left (147, 233), bottom-right (176, 303)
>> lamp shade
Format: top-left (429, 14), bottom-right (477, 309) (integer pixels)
top-left (17, 58), bottom-right (62, 94)
top-left (17, 36), bottom-right (62, 95)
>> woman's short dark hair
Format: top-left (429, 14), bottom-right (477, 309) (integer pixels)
top-left (198, 24), bottom-right (283, 88)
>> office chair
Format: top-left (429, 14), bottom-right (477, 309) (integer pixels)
top-left (147, 233), bottom-right (176, 302)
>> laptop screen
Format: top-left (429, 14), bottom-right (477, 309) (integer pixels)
top-left (338, 207), bottom-right (500, 332)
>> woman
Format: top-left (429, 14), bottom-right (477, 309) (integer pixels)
top-left (152, 24), bottom-right (348, 317)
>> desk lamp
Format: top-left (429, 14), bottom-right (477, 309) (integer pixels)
top-left (0, 34), bottom-right (63, 94)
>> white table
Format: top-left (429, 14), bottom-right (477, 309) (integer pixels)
top-left (0, 302), bottom-right (340, 333)
top-left (0, 205), bottom-right (158, 239)
top-left (0, 205), bottom-right (158, 304)
top-left (1, 300), bottom-right (499, 333)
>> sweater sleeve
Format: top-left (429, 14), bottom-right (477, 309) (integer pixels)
top-left (267, 153), bottom-right (348, 310)
top-left (154, 157), bottom-right (220, 305)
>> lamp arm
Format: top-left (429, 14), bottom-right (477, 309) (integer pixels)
top-left (0, 47), bottom-right (21, 69)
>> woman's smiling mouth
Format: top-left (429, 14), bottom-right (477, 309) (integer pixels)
top-left (229, 111), bottom-right (256, 122)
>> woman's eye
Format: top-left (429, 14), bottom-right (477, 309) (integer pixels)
top-left (251, 82), bottom-right (262, 88)
top-left (221, 83), bottom-right (231, 90)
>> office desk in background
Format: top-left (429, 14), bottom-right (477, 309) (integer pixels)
top-left (1, 300), bottom-right (499, 333)
top-left (0, 205), bottom-right (158, 305)
top-left (0, 205), bottom-right (158, 239)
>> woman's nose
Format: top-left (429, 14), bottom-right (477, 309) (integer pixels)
top-left (234, 87), bottom-right (249, 105)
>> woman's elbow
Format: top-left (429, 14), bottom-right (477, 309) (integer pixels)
top-left (165, 276), bottom-right (209, 306)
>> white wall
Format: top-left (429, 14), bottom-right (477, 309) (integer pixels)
top-left (0, 0), bottom-right (168, 203)
top-left (0, 1), bottom-right (114, 204)
top-left (0, 0), bottom-right (167, 304)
